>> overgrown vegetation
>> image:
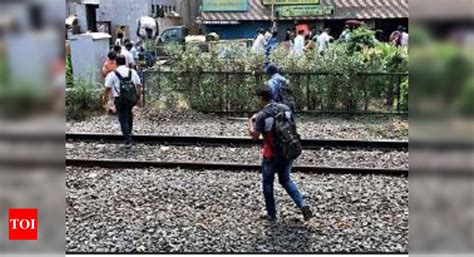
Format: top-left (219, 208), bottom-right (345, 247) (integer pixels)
top-left (66, 80), bottom-right (102, 120)
top-left (149, 26), bottom-right (408, 113)
top-left (65, 51), bottom-right (103, 120)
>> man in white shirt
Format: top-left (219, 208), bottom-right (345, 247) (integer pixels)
top-left (264, 29), bottom-right (272, 43)
top-left (293, 30), bottom-right (305, 56)
top-left (113, 45), bottom-right (134, 67)
top-left (317, 28), bottom-right (331, 54)
top-left (400, 27), bottom-right (409, 47)
top-left (252, 29), bottom-right (266, 55)
top-left (104, 55), bottom-right (142, 147)
top-left (124, 41), bottom-right (137, 68)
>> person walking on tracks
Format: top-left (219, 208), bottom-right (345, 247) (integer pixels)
top-left (248, 84), bottom-right (312, 222)
top-left (265, 63), bottom-right (295, 112)
top-left (103, 55), bottom-right (142, 148)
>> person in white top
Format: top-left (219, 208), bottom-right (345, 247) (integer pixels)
top-left (264, 29), bottom-right (272, 43)
top-left (104, 55), bottom-right (142, 147)
top-left (252, 29), bottom-right (266, 55)
top-left (400, 27), bottom-right (409, 47)
top-left (317, 28), bottom-right (331, 54)
top-left (113, 45), bottom-right (134, 68)
top-left (293, 30), bottom-right (305, 56)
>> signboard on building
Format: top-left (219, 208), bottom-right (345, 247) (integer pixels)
top-left (263, 0), bottom-right (320, 5)
top-left (202, 20), bottom-right (241, 24)
top-left (202, 0), bottom-right (248, 12)
top-left (277, 5), bottom-right (333, 16)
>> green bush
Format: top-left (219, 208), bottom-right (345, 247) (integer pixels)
top-left (148, 37), bottom-right (408, 112)
top-left (66, 81), bottom-right (102, 120)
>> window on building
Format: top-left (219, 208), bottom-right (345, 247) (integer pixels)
top-left (172, 6), bottom-right (176, 12)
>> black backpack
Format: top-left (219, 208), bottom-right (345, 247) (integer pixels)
top-left (277, 79), bottom-right (296, 112)
top-left (113, 70), bottom-right (138, 106)
top-left (271, 105), bottom-right (302, 161)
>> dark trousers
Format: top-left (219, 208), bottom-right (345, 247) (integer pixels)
top-left (114, 98), bottom-right (134, 144)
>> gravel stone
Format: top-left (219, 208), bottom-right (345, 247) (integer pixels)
top-left (66, 167), bottom-right (408, 253)
top-left (66, 110), bottom-right (408, 140)
top-left (66, 142), bottom-right (408, 169)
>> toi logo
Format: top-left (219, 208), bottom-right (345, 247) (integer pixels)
top-left (8, 208), bottom-right (38, 240)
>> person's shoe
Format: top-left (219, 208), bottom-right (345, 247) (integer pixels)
top-left (302, 206), bottom-right (313, 221)
top-left (260, 214), bottom-right (277, 223)
top-left (120, 143), bottom-right (132, 150)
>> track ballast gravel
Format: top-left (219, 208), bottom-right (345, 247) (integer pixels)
top-left (66, 167), bottom-right (408, 253)
top-left (66, 142), bottom-right (408, 170)
top-left (66, 110), bottom-right (408, 140)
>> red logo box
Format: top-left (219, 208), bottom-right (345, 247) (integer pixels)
top-left (8, 208), bottom-right (38, 240)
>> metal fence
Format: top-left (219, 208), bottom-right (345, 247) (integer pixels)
top-left (142, 69), bottom-right (408, 114)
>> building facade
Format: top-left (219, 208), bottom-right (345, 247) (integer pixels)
top-left (199, 0), bottom-right (409, 40)
top-left (69, 0), bottom-right (184, 41)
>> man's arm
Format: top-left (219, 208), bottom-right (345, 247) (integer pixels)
top-left (248, 114), bottom-right (260, 141)
top-left (103, 87), bottom-right (112, 106)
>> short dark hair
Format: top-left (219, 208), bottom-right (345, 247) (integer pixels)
top-left (298, 30), bottom-right (304, 35)
top-left (107, 51), bottom-right (117, 60)
top-left (125, 42), bottom-right (133, 50)
top-left (116, 55), bottom-right (127, 66)
top-left (257, 84), bottom-right (273, 102)
top-left (123, 39), bottom-right (131, 45)
top-left (113, 45), bottom-right (122, 53)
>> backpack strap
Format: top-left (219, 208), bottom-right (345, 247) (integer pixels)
top-left (113, 70), bottom-right (124, 81)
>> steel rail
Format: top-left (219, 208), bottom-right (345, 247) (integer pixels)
top-left (66, 158), bottom-right (408, 176)
top-left (66, 133), bottom-right (408, 150)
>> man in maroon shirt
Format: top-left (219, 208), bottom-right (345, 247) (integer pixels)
top-left (248, 84), bottom-right (313, 222)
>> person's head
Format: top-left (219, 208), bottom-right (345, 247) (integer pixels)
top-left (397, 25), bottom-right (404, 32)
top-left (345, 24), bottom-right (350, 29)
top-left (258, 28), bottom-right (264, 34)
top-left (116, 55), bottom-right (126, 66)
top-left (123, 39), bottom-right (131, 45)
top-left (120, 26), bottom-right (126, 31)
top-left (107, 51), bottom-right (117, 61)
top-left (264, 63), bottom-right (279, 76)
top-left (257, 84), bottom-right (273, 105)
top-left (145, 27), bottom-right (153, 38)
top-left (324, 28), bottom-right (330, 34)
top-left (125, 42), bottom-right (133, 51)
top-left (298, 30), bottom-right (304, 35)
top-left (117, 31), bottom-right (124, 39)
top-left (272, 31), bottom-right (278, 38)
top-left (113, 45), bottom-right (122, 53)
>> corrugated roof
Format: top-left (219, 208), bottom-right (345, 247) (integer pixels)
top-left (201, 0), bottom-right (409, 21)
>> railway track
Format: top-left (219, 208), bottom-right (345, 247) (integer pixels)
top-left (64, 133), bottom-right (408, 176)
top-left (66, 133), bottom-right (408, 150)
top-left (66, 158), bottom-right (408, 176)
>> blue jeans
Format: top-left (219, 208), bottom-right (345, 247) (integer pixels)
top-left (262, 157), bottom-right (306, 218)
top-left (114, 98), bottom-right (134, 144)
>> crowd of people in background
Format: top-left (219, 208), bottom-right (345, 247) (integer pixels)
top-left (252, 23), bottom-right (409, 58)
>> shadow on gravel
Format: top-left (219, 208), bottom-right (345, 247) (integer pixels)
top-left (256, 219), bottom-right (320, 252)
